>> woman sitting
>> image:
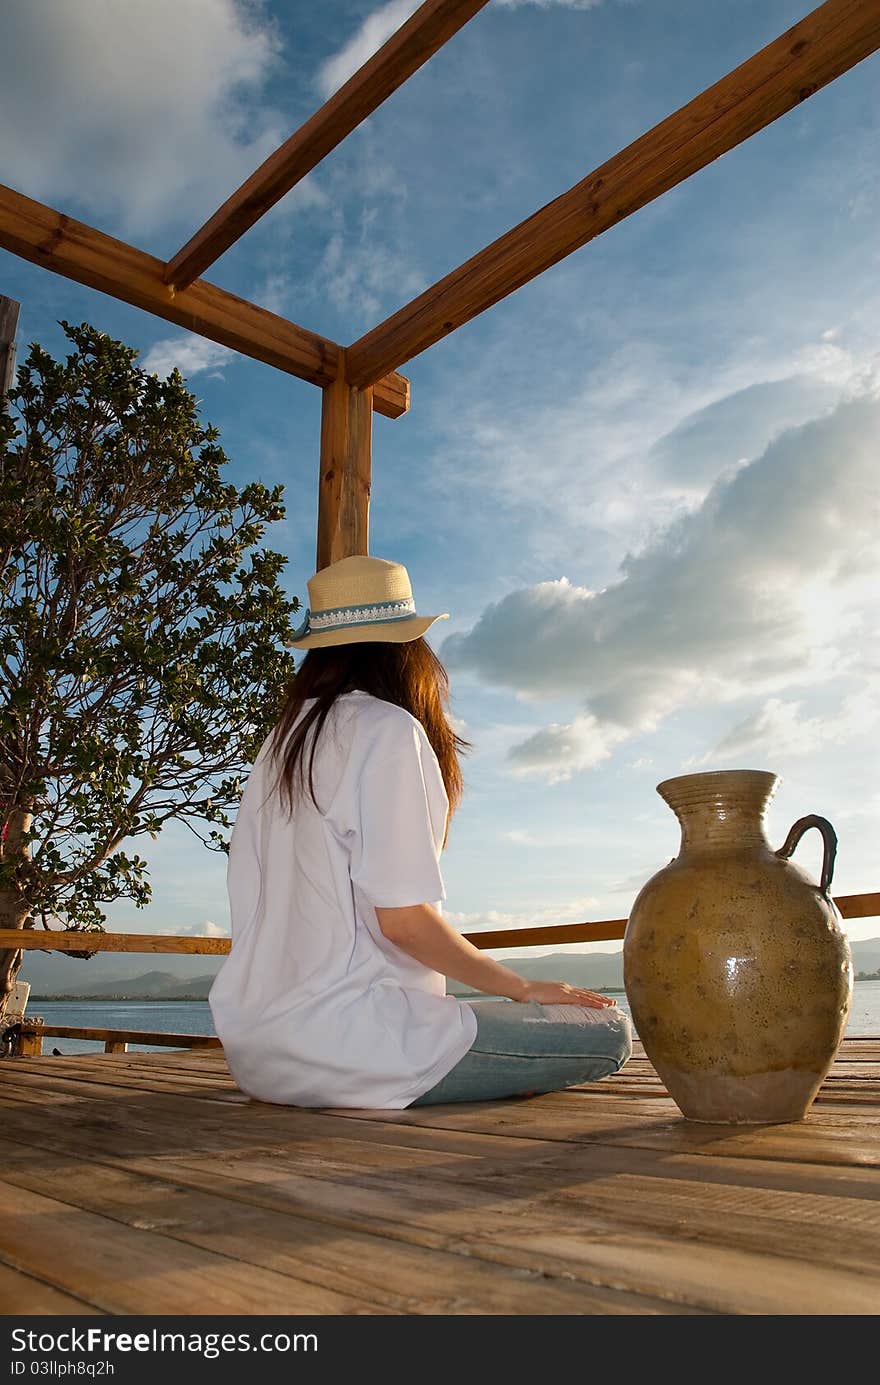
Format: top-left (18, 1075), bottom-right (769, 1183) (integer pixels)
top-left (210, 555), bottom-right (632, 1108)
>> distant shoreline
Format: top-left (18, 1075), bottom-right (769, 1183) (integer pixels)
top-left (31, 994), bottom-right (213, 1003)
top-left (30, 987), bottom-right (629, 1002)
top-left (30, 980), bottom-right (878, 1003)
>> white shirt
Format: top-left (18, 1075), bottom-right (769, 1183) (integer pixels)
top-left (209, 690), bottom-right (479, 1108)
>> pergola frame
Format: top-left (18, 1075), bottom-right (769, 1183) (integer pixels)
top-left (1, 0), bottom-right (879, 575)
top-left (2, 0), bottom-right (880, 1030)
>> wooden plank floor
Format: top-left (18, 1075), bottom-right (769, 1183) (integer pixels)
top-left (2, 1039), bottom-right (879, 1316)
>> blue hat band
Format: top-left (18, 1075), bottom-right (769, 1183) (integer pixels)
top-left (291, 596), bottom-right (416, 641)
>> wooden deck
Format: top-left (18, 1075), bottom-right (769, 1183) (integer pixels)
top-left (1, 1039), bottom-right (879, 1316)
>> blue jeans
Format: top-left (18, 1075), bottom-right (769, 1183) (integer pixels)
top-left (410, 998), bottom-right (633, 1105)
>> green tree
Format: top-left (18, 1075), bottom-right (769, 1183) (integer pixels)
top-left (0, 321), bottom-right (299, 1015)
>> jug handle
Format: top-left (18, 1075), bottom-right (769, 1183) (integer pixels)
top-left (775, 815), bottom-right (837, 898)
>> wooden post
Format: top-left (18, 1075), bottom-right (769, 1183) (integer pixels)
top-left (0, 294), bottom-right (19, 406)
top-left (17, 1025), bottom-right (43, 1057)
top-left (104, 1040), bottom-right (128, 1054)
top-left (316, 356), bottom-right (373, 570)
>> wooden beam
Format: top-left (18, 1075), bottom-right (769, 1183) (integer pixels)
top-left (0, 293), bottom-right (19, 403)
top-left (466, 890), bottom-right (880, 950)
top-left (3, 931), bottom-right (230, 955)
top-left (346, 0), bottom-right (880, 386)
top-left (317, 361), bottom-right (374, 569)
top-left (470, 919), bottom-right (628, 951)
top-left (164, 0), bottom-right (492, 291)
top-left (837, 891), bottom-right (880, 919)
top-left (20, 1024), bottom-right (221, 1049)
top-left (0, 185), bottom-right (409, 419)
top-left (3, 891), bottom-right (876, 959)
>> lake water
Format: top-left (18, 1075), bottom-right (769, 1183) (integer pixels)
top-left (29, 999), bottom-right (217, 1054)
top-left (28, 980), bottom-right (880, 1054)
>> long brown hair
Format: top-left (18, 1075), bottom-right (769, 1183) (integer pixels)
top-left (268, 638), bottom-right (471, 846)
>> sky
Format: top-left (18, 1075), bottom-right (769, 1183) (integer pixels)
top-left (2, 0), bottom-right (878, 952)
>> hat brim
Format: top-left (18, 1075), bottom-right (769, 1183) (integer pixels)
top-left (285, 612), bottom-right (449, 650)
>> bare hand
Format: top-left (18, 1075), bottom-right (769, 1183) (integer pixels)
top-left (518, 980), bottom-right (617, 1008)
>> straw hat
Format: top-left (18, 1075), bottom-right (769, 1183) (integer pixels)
top-left (285, 555), bottom-right (450, 650)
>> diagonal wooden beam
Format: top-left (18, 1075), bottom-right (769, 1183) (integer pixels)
top-left (0, 184), bottom-right (409, 419)
top-left (163, 0), bottom-right (491, 291)
top-left (346, 0), bottom-right (880, 387)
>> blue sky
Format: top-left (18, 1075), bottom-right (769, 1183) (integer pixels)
top-left (2, 0), bottom-right (878, 949)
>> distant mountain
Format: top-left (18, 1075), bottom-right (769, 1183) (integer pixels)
top-left (451, 939), bottom-right (880, 997)
top-left (22, 935), bottom-right (880, 1000)
top-left (31, 968), bottom-right (219, 1000)
top-left (22, 948), bottom-right (223, 997)
top-left (448, 950), bottom-right (624, 997)
top-left (853, 943), bottom-right (880, 976)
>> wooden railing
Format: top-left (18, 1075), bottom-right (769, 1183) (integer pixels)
top-left (3, 889), bottom-right (878, 1056)
top-left (13, 1023), bottom-right (222, 1057)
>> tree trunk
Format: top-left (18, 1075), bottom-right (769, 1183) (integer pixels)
top-left (0, 294), bottom-right (20, 407)
top-left (0, 807), bottom-right (34, 1019)
top-left (0, 306), bottom-right (28, 1016)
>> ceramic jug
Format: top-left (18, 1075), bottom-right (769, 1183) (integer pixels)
top-left (623, 770), bottom-right (852, 1124)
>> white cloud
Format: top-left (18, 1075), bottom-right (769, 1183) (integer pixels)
top-left (255, 270), bottom-right (299, 317)
top-left (498, 0), bottom-right (604, 7)
top-left (647, 375), bottom-right (840, 487)
top-left (315, 0), bottom-right (605, 101)
top-left (433, 333), bottom-right (868, 578)
top-left (704, 688), bottom-right (880, 764)
top-left (1, 0), bottom-right (287, 235)
top-left (316, 0), bottom-right (422, 99)
top-left (317, 228), bottom-right (425, 320)
top-left (172, 920), bottom-right (229, 938)
top-left (508, 714), bottom-right (627, 782)
top-left (446, 896), bottom-right (600, 934)
top-left (442, 393), bottom-right (880, 778)
top-left (141, 336), bottom-right (234, 380)
top-left (607, 868), bottom-right (661, 895)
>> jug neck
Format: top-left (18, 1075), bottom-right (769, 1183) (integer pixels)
top-left (658, 771), bottom-right (778, 853)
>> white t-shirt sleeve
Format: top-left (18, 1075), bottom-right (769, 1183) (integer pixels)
top-left (351, 719), bottom-right (448, 909)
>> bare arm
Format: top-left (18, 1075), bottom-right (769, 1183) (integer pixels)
top-left (375, 902), bottom-right (615, 1007)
